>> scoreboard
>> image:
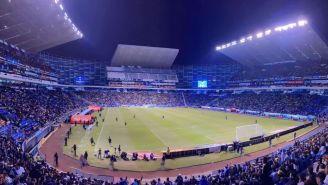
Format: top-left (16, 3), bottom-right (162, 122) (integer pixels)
top-left (197, 80), bottom-right (207, 88)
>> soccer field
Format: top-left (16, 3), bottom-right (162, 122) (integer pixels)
top-left (63, 107), bottom-right (309, 171)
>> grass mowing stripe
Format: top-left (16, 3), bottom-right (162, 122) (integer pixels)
top-left (139, 108), bottom-right (214, 149)
top-left (154, 108), bottom-right (219, 143)
top-left (147, 108), bottom-right (217, 144)
top-left (157, 108), bottom-right (222, 142)
top-left (127, 108), bottom-right (170, 151)
top-left (121, 108), bottom-right (165, 152)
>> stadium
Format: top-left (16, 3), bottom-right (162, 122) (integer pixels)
top-left (0, 0), bottom-right (328, 184)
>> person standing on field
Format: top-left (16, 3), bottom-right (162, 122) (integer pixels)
top-left (118, 145), bottom-right (121, 154)
top-left (54, 152), bottom-right (58, 167)
top-left (108, 136), bottom-right (112, 145)
top-left (294, 132), bottom-right (297, 141)
top-left (72, 144), bottom-right (77, 157)
top-left (98, 148), bottom-right (102, 159)
top-left (90, 137), bottom-right (95, 145)
top-left (84, 151), bottom-right (88, 161)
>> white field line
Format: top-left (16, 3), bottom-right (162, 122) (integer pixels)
top-left (94, 108), bottom-right (110, 154)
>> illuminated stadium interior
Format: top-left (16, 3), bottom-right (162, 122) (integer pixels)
top-left (0, 0), bottom-right (328, 184)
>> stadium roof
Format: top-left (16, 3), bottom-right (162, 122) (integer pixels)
top-left (111, 44), bottom-right (179, 68)
top-left (0, 0), bottom-right (82, 53)
top-left (216, 20), bottom-right (328, 66)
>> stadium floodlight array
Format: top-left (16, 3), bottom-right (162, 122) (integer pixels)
top-left (53, 0), bottom-right (83, 38)
top-left (215, 19), bottom-right (308, 51)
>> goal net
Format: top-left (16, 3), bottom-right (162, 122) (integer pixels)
top-left (235, 124), bottom-right (264, 141)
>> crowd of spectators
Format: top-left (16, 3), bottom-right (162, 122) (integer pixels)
top-left (231, 60), bottom-right (328, 81)
top-left (0, 135), bottom-right (113, 184)
top-left (0, 42), bottom-right (53, 72)
top-left (77, 90), bottom-right (185, 107)
top-left (0, 86), bottom-right (86, 142)
top-left (210, 93), bottom-right (328, 116)
top-left (183, 93), bottom-right (217, 107)
top-left (78, 90), bottom-right (328, 116)
top-left (319, 110), bottom-right (328, 124)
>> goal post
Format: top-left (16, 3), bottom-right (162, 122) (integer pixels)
top-left (235, 124), bottom-right (264, 141)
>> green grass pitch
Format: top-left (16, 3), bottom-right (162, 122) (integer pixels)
top-left (63, 107), bottom-right (313, 171)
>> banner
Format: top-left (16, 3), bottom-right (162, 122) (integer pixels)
top-left (88, 105), bottom-right (102, 112)
top-left (70, 114), bottom-right (94, 124)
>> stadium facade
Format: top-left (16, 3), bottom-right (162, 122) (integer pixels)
top-left (1, 17), bottom-right (327, 91)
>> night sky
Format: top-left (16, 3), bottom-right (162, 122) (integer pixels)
top-left (46, 0), bottom-right (328, 65)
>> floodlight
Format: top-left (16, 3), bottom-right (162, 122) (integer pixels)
top-left (264, 29), bottom-right (271, 35)
top-left (54, 0), bottom-right (59, 4)
top-left (274, 26), bottom-right (282, 32)
top-left (282, 25), bottom-right (290, 31)
top-left (59, 4), bottom-right (64, 10)
top-left (256, 32), bottom-right (263, 38)
top-left (288, 23), bottom-right (297, 28)
top-left (215, 46), bottom-right (221, 51)
top-left (298, 20), bottom-right (308, 26)
top-left (214, 19), bottom-right (309, 52)
top-left (64, 13), bottom-right (68, 20)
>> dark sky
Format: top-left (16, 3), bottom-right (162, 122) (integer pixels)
top-left (46, 0), bottom-right (328, 65)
